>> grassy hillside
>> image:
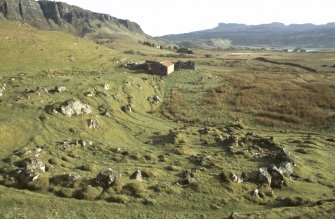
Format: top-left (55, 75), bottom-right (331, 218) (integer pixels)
top-left (0, 20), bottom-right (334, 218)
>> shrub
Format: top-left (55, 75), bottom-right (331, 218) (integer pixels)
top-left (80, 163), bottom-right (97, 171)
top-left (124, 50), bottom-right (136, 54)
top-left (205, 54), bottom-right (214, 58)
top-left (27, 177), bottom-right (50, 190)
top-left (109, 194), bottom-right (130, 204)
top-left (76, 186), bottom-right (103, 201)
top-left (121, 182), bottom-right (145, 197)
top-left (54, 187), bottom-right (76, 198)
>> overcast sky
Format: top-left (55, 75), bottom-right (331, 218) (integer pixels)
top-left (58, 0), bottom-right (335, 36)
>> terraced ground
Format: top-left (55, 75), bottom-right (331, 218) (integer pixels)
top-left (0, 20), bottom-right (335, 218)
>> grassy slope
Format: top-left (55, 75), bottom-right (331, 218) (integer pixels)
top-left (0, 20), bottom-right (334, 218)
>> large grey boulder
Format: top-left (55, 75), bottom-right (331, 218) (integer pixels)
top-left (15, 157), bottom-right (46, 184)
top-left (129, 170), bottom-right (142, 181)
top-left (58, 99), bottom-right (92, 117)
top-left (18, 157), bottom-right (46, 173)
top-left (96, 168), bottom-right (119, 187)
top-left (279, 161), bottom-right (294, 177)
top-left (258, 167), bottom-right (272, 186)
top-left (268, 164), bottom-right (285, 188)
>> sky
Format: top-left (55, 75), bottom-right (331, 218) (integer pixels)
top-left (58, 0), bottom-right (335, 36)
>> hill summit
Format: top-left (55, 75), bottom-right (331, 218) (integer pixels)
top-left (160, 22), bottom-right (335, 48)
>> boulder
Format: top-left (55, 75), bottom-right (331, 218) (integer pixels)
top-left (279, 161), bottom-right (294, 177)
top-left (153, 95), bottom-right (161, 102)
top-left (121, 104), bottom-right (132, 112)
top-left (55, 86), bottom-right (66, 93)
top-left (68, 55), bottom-right (76, 62)
top-left (50, 173), bottom-right (81, 186)
top-left (96, 168), bottom-right (119, 187)
top-left (58, 99), bottom-right (92, 117)
top-left (104, 83), bottom-right (110, 90)
top-left (14, 157), bottom-right (46, 184)
top-left (84, 91), bottom-right (94, 97)
top-left (66, 173), bottom-right (81, 182)
top-left (268, 164), bottom-right (285, 188)
top-left (87, 118), bottom-right (99, 129)
top-left (178, 169), bottom-right (196, 185)
top-left (246, 132), bottom-right (257, 137)
top-left (18, 170), bottom-right (41, 184)
top-left (0, 87), bottom-right (4, 97)
top-left (148, 95), bottom-right (161, 105)
top-left (230, 172), bottom-right (239, 182)
top-left (17, 157), bottom-right (46, 173)
top-left (78, 139), bottom-right (87, 147)
top-left (130, 170), bottom-right (142, 181)
top-left (258, 167), bottom-right (271, 186)
top-left (252, 188), bottom-right (260, 198)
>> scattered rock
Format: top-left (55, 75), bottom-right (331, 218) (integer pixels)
top-left (246, 132), bottom-right (257, 137)
top-left (130, 170), bottom-right (142, 181)
top-left (17, 157), bottom-right (46, 173)
top-left (230, 172), bottom-right (239, 182)
top-left (14, 157), bottom-right (46, 184)
top-left (178, 169), bottom-right (196, 185)
top-left (84, 91), bottom-right (94, 97)
top-left (147, 95), bottom-right (161, 105)
top-left (198, 127), bottom-right (211, 135)
top-left (55, 86), bottom-right (66, 93)
top-left (278, 161), bottom-right (294, 177)
top-left (153, 95), bottom-right (161, 102)
top-left (78, 139), bottom-right (87, 147)
top-left (0, 86), bottom-right (4, 97)
top-left (252, 188), bottom-right (260, 198)
top-left (104, 83), bottom-right (110, 90)
top-left (278, 147), bottom-right (292, 161)
top-left (214, 135), bottom-right (224, 143)
top-left (65, 173), bottom-right (81, 182)
top-left (18, 171), bottom-right (41, 184)
top-left (121, 104), bottom-right (132, 112)
top-left (268, 164), bottom-right (285, 188)
top-left (101, 111), bottom-right (111, 117)
top-left (258, 167), bottom-right (272, 186)
top-left (191, 154), bottom-right (213, 166)
top-left (58, 99), bottom-right (92, 117)
top-left (50, 173), bottom-right (81, 186)
top-left (68, 55), bottom-right (76, 62)
top-left (96, 168), bottom-right (119, 187)
top-left (230, 212), bottom-right (249, 219)
top-left (87, 118), bottom-right (99, 129)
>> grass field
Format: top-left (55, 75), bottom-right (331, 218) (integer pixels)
top-left (0, 20), bottom-right (334, 218)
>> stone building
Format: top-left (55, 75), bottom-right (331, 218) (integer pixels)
top-left (147, 60), bottom-right (174, 75)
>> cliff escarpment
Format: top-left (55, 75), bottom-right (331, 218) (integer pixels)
top-left (0, 0), bottom-right (147, 39)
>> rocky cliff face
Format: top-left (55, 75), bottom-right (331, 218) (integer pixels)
top-left (0, 0), bottom-right (146, 39)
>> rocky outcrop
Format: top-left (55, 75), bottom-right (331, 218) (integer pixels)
top-left (45, 99), bottom-right (92, 117)
top-left (0, 0), bottom-right (146, 39)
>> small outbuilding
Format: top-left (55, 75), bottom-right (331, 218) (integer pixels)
top-left (147, 60), bottom-right (174, 75)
